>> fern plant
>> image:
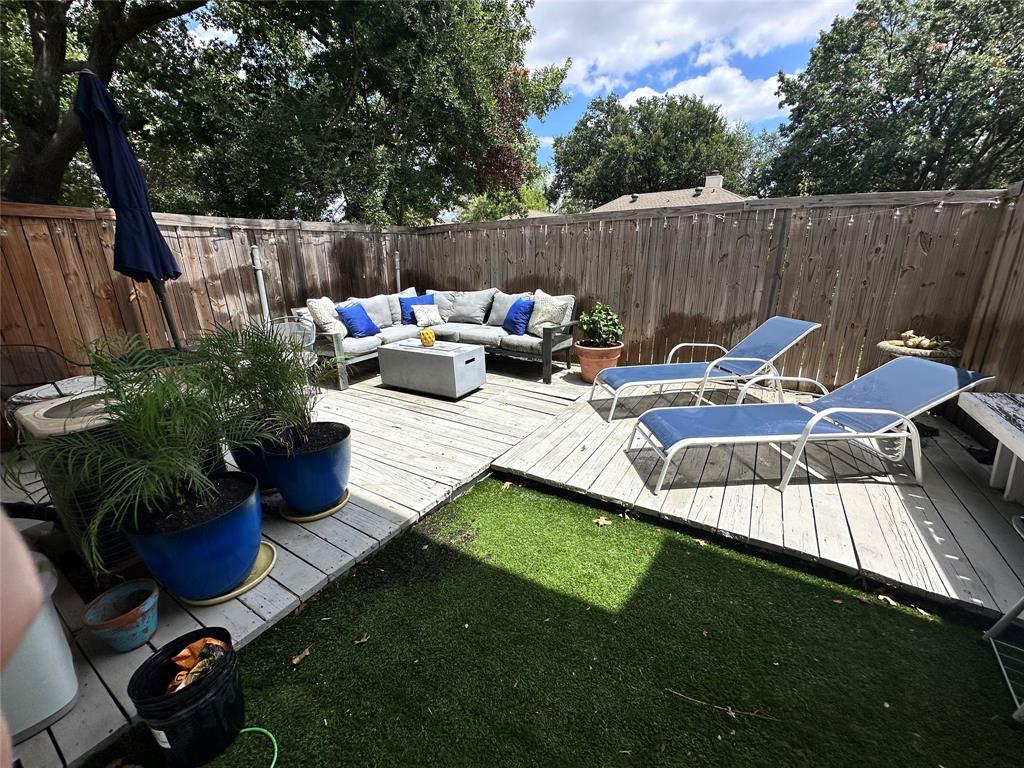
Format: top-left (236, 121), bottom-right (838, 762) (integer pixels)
top-left (7, 334), bottom-right (273, 571)
top-left (577, 303), bottom-right (624, 347)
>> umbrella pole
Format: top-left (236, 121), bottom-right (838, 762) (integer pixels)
top-left (149, 278), bottom-right (184, 350)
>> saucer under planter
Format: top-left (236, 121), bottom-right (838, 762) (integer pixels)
top-left (264, 422), bottom-right (351, 521)
top-left (127, 472), bottom-right (262, 603)
top-left (576, 341), bottom-right (624, 383)
top-left (83, 579), bottom-right (159, 652)
top-left (280, 488), bottom-right (350, 523)
top-left (177, 542), bottom-right (277, 607)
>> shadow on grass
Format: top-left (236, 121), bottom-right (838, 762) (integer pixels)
top-left (86, 482), bottom-right (1021, 768)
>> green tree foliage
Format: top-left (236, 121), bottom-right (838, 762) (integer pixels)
top-left (771, 0), bottom-right (1024, 194)
top-left (547, 94), bottom-right (751, 210)
top-left (1, 0), bottom-right (567, 224)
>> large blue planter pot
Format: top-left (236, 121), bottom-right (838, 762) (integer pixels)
top-left (230, 444), bottom-right (277, 493)
top-left (127, 473), bottom-right (262, 602)
top-left (264, 422), bottom-right (351, 517)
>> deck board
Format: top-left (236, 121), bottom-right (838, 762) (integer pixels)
top-left (27, 370), bottom-right (577, 768)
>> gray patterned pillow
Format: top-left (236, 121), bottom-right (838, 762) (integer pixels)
top-left (449, 288), bottom-right (498, 324)
top-left (527, 289), bottom-right (574, 337)
top-left (412, 304), bottom-right (443, 327)
top-left (305, 297), bottom-right (347, 337)
top-left (486, 291), bottom-right (531, 326)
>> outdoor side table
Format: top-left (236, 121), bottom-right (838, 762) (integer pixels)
top-left (958, 393), bottom-right (1024, 504)
top-left (378, 339), bottom-right (486, 399)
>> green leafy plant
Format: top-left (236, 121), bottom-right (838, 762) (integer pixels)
top-left (192, 323), bottom-right (336, 452)
top-left (577, 303), bottom-right (624, 348)
top-left (6, 334), bottom-right (273, 571)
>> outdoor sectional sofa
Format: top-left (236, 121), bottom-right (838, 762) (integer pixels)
top-left (293, 287), bottom-right (576, 388)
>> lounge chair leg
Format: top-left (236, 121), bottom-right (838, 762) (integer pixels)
top-left (907, 422), bottom-right (924, 485)
top-left (655, 453), bottom-right (673, 494)
top-left (779, 441), bottom-right (807, 492)
top-left (607, 391), bottom-right (620, 422)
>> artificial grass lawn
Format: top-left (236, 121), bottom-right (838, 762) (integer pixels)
top-left (96, 479), bottom-right (1020, 767)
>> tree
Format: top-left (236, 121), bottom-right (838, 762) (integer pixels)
top-left (547, 94), bottom-right (751, 210)
top-left (771, 0), bottom-right (1024, 195)
top-left (1, 0), bottom-right (567, 224)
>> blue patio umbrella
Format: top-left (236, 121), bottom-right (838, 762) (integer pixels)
top-left (73, 71), bottom-right (184, 349)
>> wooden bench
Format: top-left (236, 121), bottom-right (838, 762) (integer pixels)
top-left (959, 393), bottom-right (1024, 504)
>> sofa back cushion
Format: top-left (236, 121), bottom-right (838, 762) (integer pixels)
top-left (448, 288), bottom-right (498, 324)
top-left (337, 303), bottom-right (381, 338)
top-left (346, 294), bottom-right (392, 329)
top-left (387, 287), bottom-right (417, 325)
top-left (527, 289), bottom-right (575, 337)
top-left (412, 304), bottom-right (443, 327)
top-left (502, 297), bottom-right (535, 335)
top-left (486, 291), bottom-right (531, 327)
top-left (399, 294), bottom-right (434, 324)
top-left (426, 290), bottom-right (456, 321)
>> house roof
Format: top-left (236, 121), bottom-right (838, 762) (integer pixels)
top-left (591, 186), bottom-right (747, 212)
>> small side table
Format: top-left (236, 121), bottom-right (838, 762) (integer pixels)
top-left (958, 393), bottom-right (1024, 504)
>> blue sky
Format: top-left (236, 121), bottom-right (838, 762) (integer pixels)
top-left (524, 0), bottom-right (855, 167)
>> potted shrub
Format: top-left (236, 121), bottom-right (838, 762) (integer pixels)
top-left (197, 324), bottom-right (352, 522)
top-left (575, 302), bottom-right (625, 383)
top-left (13, 336), bottom-right (270, 600)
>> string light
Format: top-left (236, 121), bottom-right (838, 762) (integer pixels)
top-left (731, 219), bottom-right (738, 228)
top-left (805, 218), bottom-right (812, 230)
top-left (1008, 200), bottom-right (1017, 210)
top-left (934, 200), bottom-right (944, 214)
top-left (893, 208), bottom-right (902, 219)
top-left (847, 215), bottom-right (855, 227)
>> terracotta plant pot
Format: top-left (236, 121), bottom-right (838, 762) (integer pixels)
top-left (575, 341), bottom-right (624, 384)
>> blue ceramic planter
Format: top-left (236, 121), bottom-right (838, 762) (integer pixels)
top-left (264, 422), bottom-right (351, 517)
top-left (230, 444), bottom-right (277, 493)
top-left (127, 473), bottom-right (262, 602)
top-left (83, 579), bottom-right (159, 652)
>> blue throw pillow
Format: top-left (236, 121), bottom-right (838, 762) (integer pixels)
top-left (337, 303), bottom-right (380, 338)
top-left (399, 294), bottom-right (435, 324)
top-left (502, 297), bottom-right (534, 335)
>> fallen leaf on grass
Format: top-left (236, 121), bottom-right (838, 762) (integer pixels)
top-left (293, 601), bottom-right (307, 616)
top-left (292, 647), bottom-right (310, 665)
top-left (832, 599), bottom-right (843, 604)
top-left (878, 594), bottom-right (898, 607)
top-left (353, 634), bottom-right (369, 645)
top-left (501, 481), bottom-right (513, 491)
top-left (593, 515), bottom-right (612, 527)
top-left (693, 538), bottom-right (708, 547)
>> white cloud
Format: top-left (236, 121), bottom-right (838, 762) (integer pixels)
top-left (621, 65), bottom-right (787, 124)
top-left (526, 0), bottom-right (852, 95)
top-left (188, 24), bottom-right (237, 47)
top-left (537, 136), bottom-right (556, 149)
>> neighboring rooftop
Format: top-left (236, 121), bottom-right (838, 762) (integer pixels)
top-left (591, 172), bottom-right (747, 212)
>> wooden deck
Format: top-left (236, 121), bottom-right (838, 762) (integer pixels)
top-left (493, 383), bottom-right (1024, 617)
top-left (14, 369), bottom-right (580, 768)
top-left (13, 370), bottom-right (1024, 767)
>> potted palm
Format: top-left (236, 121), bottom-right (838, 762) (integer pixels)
top-left (197, 324), bottom-right (352, 522)
top-left (12, 336), bottom-right (270, 600)
top-left (575, 302), bottom-right (625, 383)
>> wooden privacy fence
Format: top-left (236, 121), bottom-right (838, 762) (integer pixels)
top-left (406, 185), bottom-right (1024, 391)
top-left (0, 203), bottom-right (410, 370)
top-left (2, 184), bottom-right (1022, 391)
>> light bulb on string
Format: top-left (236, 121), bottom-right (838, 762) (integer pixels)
top-left (934, 200), bottom-right (944, 214)
top-left (847, 216), bottom-right (855, 227)
top-left (893, 208), bottom-right (902, 219)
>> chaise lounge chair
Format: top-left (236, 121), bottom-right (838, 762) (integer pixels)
top-left (630, 356), bottom-right (993, 494)
top-left (589, 316), bottom-right (821, 421)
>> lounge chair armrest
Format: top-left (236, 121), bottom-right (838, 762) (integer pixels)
top-left (666, 342), bottom-right (728, 364)
top-left (694, 356), bottom-right (779, 405)
top-left (736, 375), bottom-right (830, 404)
top-left (802, 407), bottom-right (917, 438)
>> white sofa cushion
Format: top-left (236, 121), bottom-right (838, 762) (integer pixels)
top-left (527, 289), bottom-right (574, 337)
top-left (449, 288), bottom-right (498, 324)
top-left (386, 287), bottom-right (417, 325)
top-left (345, 294), bottom-right (392, 329)
top-left (486, 291), bottom-right (531, 327)
top-left (426, 290), bottom-right (456, 321)
top-left (376, 325), bottom-right (421, 344)
top-left (340, 336), bottom-right (381, 356)
top-left (305, 297), bottom-right (347, 337)
top-left (457, 326), bottom-right (508, 346)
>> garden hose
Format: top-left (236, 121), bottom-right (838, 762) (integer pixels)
top-left (240, 727), bottom-right (278, 768)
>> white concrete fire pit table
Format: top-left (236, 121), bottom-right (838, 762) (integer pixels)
top-left (377, 339), bottom-right (486, 399)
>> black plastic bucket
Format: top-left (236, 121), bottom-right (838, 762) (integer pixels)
top-left (127, 627), bottom-right (244, 767)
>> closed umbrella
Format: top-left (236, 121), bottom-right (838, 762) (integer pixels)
top-left (73, 70), bottom-right (184, 349)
